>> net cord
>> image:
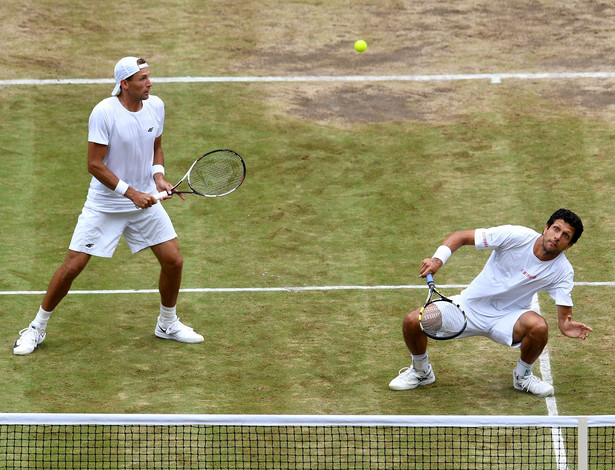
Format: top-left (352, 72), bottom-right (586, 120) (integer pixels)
top-left (0, 413), bottom-right (612, 427)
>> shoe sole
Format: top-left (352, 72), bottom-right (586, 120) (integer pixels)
top-left (13, 346), bottom-right (37, 355)
top-left (513, 373), bottom-right (554, 397)
top-left (155, 328), bottom-right (204, 343)
top-left (513, 384), bottom-right (554, 397)
top-left (389, 374), bottom-right (436, 391)
top-left (13, 330), bottom-right (45, 355)
top-left (13, 339), bottom-right (44, 356)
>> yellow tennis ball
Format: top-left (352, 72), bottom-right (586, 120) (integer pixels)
top-left (354, 40), bottom-right (367, 53)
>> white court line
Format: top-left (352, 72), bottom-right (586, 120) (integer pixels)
top-left (531, 293), bottom-right (568, 470)
top-left (0, 281), bottom-right (610, 296)
top-left (0, 281), bottom-right (611, 295)
top-left (531, 293), bottom-right (560, 417)
top-left (2, 71), bottom-right (615, 87)
top-left (0, 285), bottom-right (431, 296)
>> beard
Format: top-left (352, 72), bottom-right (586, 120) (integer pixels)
top-left (542, 238), bottom-right (561, 255)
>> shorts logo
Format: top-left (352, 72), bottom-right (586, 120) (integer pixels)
top-left (85, 243), bottom-right (94, 248)
top-left (148, 127), bottom-right (154, 132)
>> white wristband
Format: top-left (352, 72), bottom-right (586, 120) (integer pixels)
top-left (433, 245), bottom-right (452, 265)
top-left (152, 164), bottom-right (165, 176)
top-left (114, 179), bottom-right (129, 196)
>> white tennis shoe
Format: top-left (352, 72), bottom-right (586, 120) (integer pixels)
top-left (155, 318), bottom-right (204, 343)
top-left (513, 372), bottom-right (554, 397)
top-left (389, 364), bottom-right (436, 390)
top-left (13, 325), bottom-right (46, 355)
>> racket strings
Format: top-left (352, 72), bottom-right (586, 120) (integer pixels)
top-left (189, 152), bottom-right (244, 196)
top-left (422, 300), bottom-right (466, 338)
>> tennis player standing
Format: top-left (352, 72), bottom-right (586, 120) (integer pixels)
top-left (13, 57), bottom-right (204, 355)
top-left (389, 209), bottom-right (592, 396)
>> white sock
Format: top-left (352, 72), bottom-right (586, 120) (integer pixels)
top-left (412, 353), bottom-right (429, 372)
top-left (515, 358), bottom-right (533, 378)
top-left (31, 306), bottom-right (52, 331)
top-left (158, 304), bottom-right (177, 327)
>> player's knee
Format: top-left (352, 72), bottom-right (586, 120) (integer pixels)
top-left (175, 254), bottom-right (184, 271)
top-left (163, 253), bottom-right (183, 272)
top-left (57, 263), bottom-right (83, 283)
top-left (529, 316), bottom-right (549, 341)
top-left (61, 256), bottom-right (89, 280)
top-left (403, 310), bottom-right (421, 332)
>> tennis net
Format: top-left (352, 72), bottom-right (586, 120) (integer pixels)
top-left (1, 414), bottom-right (613, 469)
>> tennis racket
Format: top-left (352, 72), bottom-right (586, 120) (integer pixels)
top-left (155, 149), bottom-right (246, 200)
top-left (418, 274), bottom-right (467, 340)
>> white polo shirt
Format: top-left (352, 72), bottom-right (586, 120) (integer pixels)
top-left (85, 95), bottom-right (165, 212)
top-left (460, 225), bottom-right (574, 317)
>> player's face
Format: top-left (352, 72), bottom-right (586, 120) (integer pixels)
top-left (124, 68), bottom-right (151, 101)
top-left (542, 219), bottom-right (575, 254)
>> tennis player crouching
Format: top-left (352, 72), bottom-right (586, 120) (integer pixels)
top-left (389, 209), bottom-right (592, 397)
top-left (13, 57), bottom-right (203, 355)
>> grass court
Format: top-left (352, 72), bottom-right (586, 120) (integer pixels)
top-left (1, 0), bottom-right (615, 418)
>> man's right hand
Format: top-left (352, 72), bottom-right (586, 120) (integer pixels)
top-left (419, 258), bottom-right (443, 278)
top-left (127, 188), bottom-right (157, 209)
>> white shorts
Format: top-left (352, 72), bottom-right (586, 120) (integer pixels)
top-left (69, 204), bottom-right (177, 258)
top-left (450, 295), bottom-right (531, 348)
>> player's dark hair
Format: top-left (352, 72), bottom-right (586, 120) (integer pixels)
top-left (547, 209), bottom-right (583, 244)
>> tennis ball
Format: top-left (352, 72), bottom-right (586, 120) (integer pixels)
top-left (354, 40), bottom-right (367, 53)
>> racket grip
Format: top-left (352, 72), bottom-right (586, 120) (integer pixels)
top-left (154, 191), bottom-right (170, 200)
top-left (425, 273), bottom-right (435, 287)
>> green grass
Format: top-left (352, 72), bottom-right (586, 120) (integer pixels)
top-left (2, 1), bottom-right (615, 419)
top-left (2, 81), bottom-right (614, 417)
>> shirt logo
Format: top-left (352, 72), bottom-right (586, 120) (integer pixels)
top-left (520, 268), bottom-right (537, 280)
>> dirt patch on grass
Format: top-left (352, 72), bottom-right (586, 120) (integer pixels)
top-left (286, 83), bottom-right (433, 123)
top-left (242, 0), bottom-right (615, 125)
top-left (278, 78), bottom-right (615, 126)
top-left (3, 0), bottom-right (615, 124)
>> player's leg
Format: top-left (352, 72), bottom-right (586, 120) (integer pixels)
top-left (151, 238), bottom-right (183, 308)
top-left (402, 307), bottom-right (428, 355)
top-left (14, 250), bottom-right (91, 355)
top-left (124, 205), bottom-right (203, 343)
top-left (15, 207), bottom-right (128, 356)
top-left (150, 239), bottom-right (203, 344)
top-left (511, 311), bottom-right (553, 397)
top-left (389, 307), bottom-right (435, 390)
top-left (513, 310), bottom-right (549, 364)
top-left (41, 250), bottom-right (92, 312)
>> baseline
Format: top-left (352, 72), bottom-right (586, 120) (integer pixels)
top-left (3, 71), bottom-right (615, 88)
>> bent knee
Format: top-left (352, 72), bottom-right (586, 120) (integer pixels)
top-left (517, 311), bottom-right (549, 340)
top-left (532, 317), bottom-right (549, 336)
top-left (403, 309), bottom-right (422, 331)
top-left (527, 311), bottom-right (548, 330)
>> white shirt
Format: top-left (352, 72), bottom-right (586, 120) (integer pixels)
top-left (460, 225), bottom-right (574, 316)
top-left (85, 95), bottom-right (165, 212)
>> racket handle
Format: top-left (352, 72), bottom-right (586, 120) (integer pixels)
top-left (425, 273), bottom-right (435, 287)
top-left (154, 191), bottom-right (170, 200)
